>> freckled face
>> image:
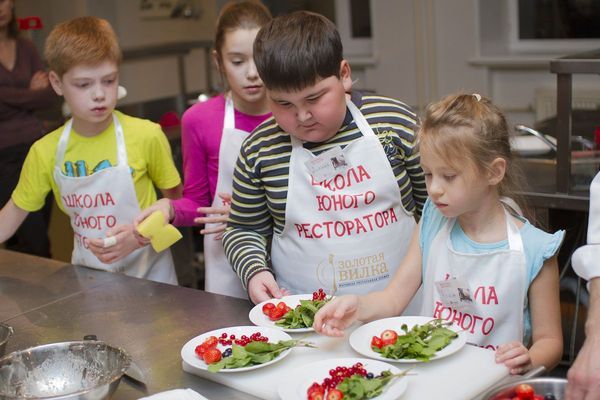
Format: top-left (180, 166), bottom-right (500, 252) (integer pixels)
top-left (50, 61), bottom-right (119, 135)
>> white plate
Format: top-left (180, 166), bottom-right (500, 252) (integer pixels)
top-left (349, 316), bottom-right (467, 363)
top-left (249, 294), bottom-right (316, 332)
top-left (180, 325), bottom-right (293, 372)
top-left (277, 357), bottom-right (409, 400)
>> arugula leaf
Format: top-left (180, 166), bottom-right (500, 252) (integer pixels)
top-left (275, 298), bottom-right (329, 329)
top-left (337, 369), bottom-right (412, 399)
top-left (373, 319), bottom-right (458, 362)
top-left (207, 339), bottom-right (316, 372)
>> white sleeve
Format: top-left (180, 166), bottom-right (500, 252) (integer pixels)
top-left (572, 172), bottom-right (600, 282)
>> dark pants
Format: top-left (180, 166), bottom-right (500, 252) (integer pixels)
top-left (0, 143), bottom-right (51, 258)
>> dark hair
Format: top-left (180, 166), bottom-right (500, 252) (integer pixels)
top-left (7, 1), bottom-right (19, 38)
top-left (214, 0), bottom-right (272, 64)
top-left (254, 10), bottom-right (343, 91)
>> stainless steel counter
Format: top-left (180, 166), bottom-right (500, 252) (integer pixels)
top-left (0, 249), bottom-right (259, 399)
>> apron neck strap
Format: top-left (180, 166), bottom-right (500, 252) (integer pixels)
top-left (444, 204), bottom-right (524, 252)
top-left (290, 96), bottom-right (373, 150)
top-left (55, 113), bottom-right (127, 169)
top-left (224, 93), bottom-right (235, 130)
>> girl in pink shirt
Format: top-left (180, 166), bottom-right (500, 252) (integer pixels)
top-left (138, 1), bottom-right (272, 297)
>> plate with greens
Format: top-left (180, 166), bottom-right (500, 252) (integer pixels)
top-left (277, 357), bottom-right (410, 400)
top-left (349, 316), bottom-right (466, 363)
top-left (249, 292), bottom-right (330, 332)
top-left (181, 325), bottom-right (314, 373)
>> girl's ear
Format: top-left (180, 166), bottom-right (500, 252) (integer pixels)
top-left (48, 71), bottom-right (63, 96)
top-left (211, 49), bottom-right (221, 72)
top-left (488, 157), bottom-right (506, 185)
top-left (339, 59), bottom-right (353, 92)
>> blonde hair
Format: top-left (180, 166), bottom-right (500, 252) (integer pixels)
top-left (44, 16), bottom-right (122, 78)
top-left (419, 93), bottom-right (523, 206)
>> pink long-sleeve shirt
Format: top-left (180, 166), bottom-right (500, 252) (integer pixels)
top-left (171, 94), bottom-right (271, 226)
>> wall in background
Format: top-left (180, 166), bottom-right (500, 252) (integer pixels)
top-left (16, 0), bottom-right (218, 108)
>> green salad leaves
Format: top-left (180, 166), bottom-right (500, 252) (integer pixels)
top-left (207, 339), bottom-right (315, 372)
top-left (275, 298), bottom-right (328, 329)
top-left (373, 319), bottom-right (458, 362)
top-left (337, 370), bottom-right (411, 399)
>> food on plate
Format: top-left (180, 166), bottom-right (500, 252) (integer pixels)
top-left (370, 319), bottom-right (457, 362)
top-left (491, 383), bottom-right (557, 400)
top-left (195, 331), bottom-right (316, 372)
top-left (262, 289), bottom-right (330, 329)
top-left (306, 361), bottom-right (410, 400)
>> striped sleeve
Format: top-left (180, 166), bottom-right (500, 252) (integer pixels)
top-left (223, 117), bottom-right (290, 288)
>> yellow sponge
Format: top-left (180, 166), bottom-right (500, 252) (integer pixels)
top-left (137, 210), bottom-right (182, 253)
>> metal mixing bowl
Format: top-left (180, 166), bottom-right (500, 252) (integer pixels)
top-left (0, 340), bottom-right (131, 400)
top-left (0, 325), bottom-right (13, 358)
top-left (483, 377), bottom-right (566, 400)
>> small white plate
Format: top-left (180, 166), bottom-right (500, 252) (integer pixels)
top-left (277, 357), bottom-right (409, 400)
top-left (181, 325), bottom-right (293, 372)
top-left (249, 294), bottom-right (316, 332)
top-left (349, 316), bottom-right (467, 363)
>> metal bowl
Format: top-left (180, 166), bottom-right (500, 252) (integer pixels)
top-left (483, 377), bottom-right (566, 400)
top-left (0, 325), bottom-right (13, 358)
top-left (0, 340), bottom-right (131, 400)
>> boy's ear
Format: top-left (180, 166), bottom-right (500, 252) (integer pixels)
top-left (339, 60), bottom-right (352, 92)
top-left (488, 157), bottom-right (506, 185)
top-left (48, 71), bottom-right (63, 96)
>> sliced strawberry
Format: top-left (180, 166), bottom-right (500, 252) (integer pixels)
top-left (262, 302), bottom-right (276, 315)
top-left (380, 329), bottom-right (398, 346)
top-left (326, 388), bottom-right (344, 400)
top-left (203, 348), bottom-right (222, 364)
top-left (514, 384), bottom-right (534, 400)
top-left (268, 307), bottom-right (286, 321)
top-left (370, 335), bottom-right (383, 349)
top-left (276, 301), bottom-right (288, 310)
top-left (202, 336), bottom-right (218, 348)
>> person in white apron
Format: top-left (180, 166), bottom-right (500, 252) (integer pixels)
top-left (420, 206), bottom-right (527, 349)
top-left (54, 114), bottom-right (177, 284)
top-left (313, 93), bottom-right (563, 376)
top-left (203, 96), bottom-right (250, 298)
top-left (271, 98), bottom-right (419, 303)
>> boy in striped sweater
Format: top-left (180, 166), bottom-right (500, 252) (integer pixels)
top-left (223, 11), bottom-right (427, 304)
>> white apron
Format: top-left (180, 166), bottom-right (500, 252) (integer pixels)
top-left (420, 207), bottom-right (527, 349)
top-left (53, 114), bottom-right (178, 285)
top-left (270, 97), bottom-right (418, 298)
top-left (203, 96), bottom-right (249, 298)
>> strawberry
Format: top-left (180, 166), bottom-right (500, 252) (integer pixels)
top-left (203, 336), bottom-right (218, 348)
top-left (370, 335), bottom-right (383, 349)
top-left (268, 307), bottom-right (286, 321)
top-left (326, 388), bottom-right (344, 400)
top-left (515, 384), bottom-right (534, 400)
top-left (276, 301), bottom-right (288, 310)
top-left (262, 302), bottom-right (276, 315)
top-left (194, 343), bottom-right (209, 358)
top-left (380, 329), bottom-right (398, 346)
top-left (203, 348), bottom-right (222, 364)
top-left (307, 382), bottom-right (325, 400)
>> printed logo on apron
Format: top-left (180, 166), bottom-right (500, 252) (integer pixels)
top-left (203, 95), bottom-right (250, 298)
top-left (53, 114), bottom-right (177, 284)
top-left (270, 97), bottom-right (418, 298)
top-left (420, 206), bottom-right (527, 349)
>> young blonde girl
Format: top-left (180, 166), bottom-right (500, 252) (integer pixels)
top-left (136, 1), bottom-right (272, 297)
top-left (314, 93), bottom-right (564, 374)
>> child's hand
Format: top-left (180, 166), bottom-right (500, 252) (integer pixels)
top-left (495, 341), bottom-right (533, 375)
top-left (195, 193), bottom-right (232, 239)
top-left (29, 71), bottom-right (49, 90)
top-left (247, 270), bottom-right (289, 304)
top-left (88, 224), bottom-right (143, 264)
top-left (313, 295), bottom-right (360, 337)
top-left (134, 198), bottom-right (172, 226)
